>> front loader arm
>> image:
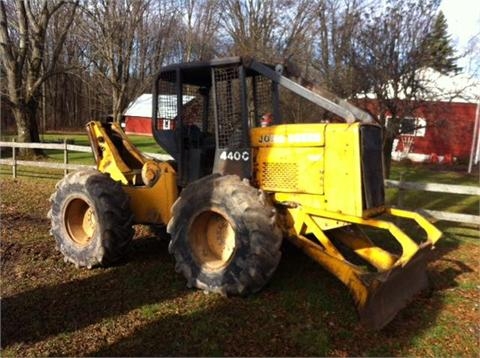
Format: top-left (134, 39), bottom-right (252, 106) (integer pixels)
top-left (85, 121), bottom-right (178, 225)
top-left (86, 121), bottom-right (147, 185)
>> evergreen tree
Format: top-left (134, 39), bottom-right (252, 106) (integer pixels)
top-left (422, 11), bottom-right (461, 74)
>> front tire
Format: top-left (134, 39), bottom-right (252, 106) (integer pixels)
top-left (48, 170), bottom-right (134, 268)
top-left (167, 174), bottom-right (282, 295)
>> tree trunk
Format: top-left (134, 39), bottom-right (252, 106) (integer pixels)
top-left (383, 134), bottom-right (394, 179)
top-left (112, 86), bottom-right (126, 123)
top-left (13, 100), bottom-right (44, 158)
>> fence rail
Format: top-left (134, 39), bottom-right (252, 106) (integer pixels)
top-left (0, 140), bottom-right (171, 177)
top-left (0, 141), bottom-right (92, 152)
top-left (385, 180), bottom-right (480, 196)
top-left (1, 141), bottom-right (478, 226)
top-left (385, 179), bottom-right (480, 226)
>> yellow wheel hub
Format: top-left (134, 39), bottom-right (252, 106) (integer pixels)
top-left (189, 211), bottom-right (236, 271)
top-left (65, 198), bottom-right (96, 246)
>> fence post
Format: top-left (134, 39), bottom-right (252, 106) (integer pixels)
top-left (64, 139), bottom-right (68, 176)
top-left (11, 138), bottom-right (17, 179)
top-left (397, 174), bottom-right (405, 209)
top-left (395, 174), bottom-right (405, 225)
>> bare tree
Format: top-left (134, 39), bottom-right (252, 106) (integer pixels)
top-left (308, 0), bottom-right (366, 97)
top-left (352, 0), bottom-right (458, 177)
top-left (174, 0), bottom-right (222, 62)
top-left (42, 8), bottom-right (97, 130)
top-left (78, 0), bottom-right (147, 122)
top-left (77, 0), bottom-right (179, 123)
top-left (0, 0), bottom-right (78, 155)
top-left (219, 0), bottom-right (317, 62)
top-left (129, 1), bottom-right (179, 85)
top-left (219, 0), bottom-right (277, 59)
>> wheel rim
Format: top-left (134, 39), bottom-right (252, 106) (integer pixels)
top-left (64, 198), bottom-right (96, 246)
top-left (189, 210), bottom-right (236, 271)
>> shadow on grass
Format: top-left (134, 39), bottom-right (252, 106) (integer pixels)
top-left (88, 244), bottom-right (348, 356)
top-left (0, 238), bottom-right (186, 348)
top-left (1, 234), bottom-right (474, 356)
top-left (90, 239), bottom-right (474, 356)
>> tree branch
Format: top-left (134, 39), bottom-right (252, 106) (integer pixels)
top-left (0, 0), bottom-right (15, 69)
top-left (47, 0), bottom-right (79, 74)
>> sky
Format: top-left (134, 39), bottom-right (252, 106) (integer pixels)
top-left (440, 0), bottom-right (480, 74)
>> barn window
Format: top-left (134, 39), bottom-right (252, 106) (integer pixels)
top-left (399, 117), bottom-right (426, 136)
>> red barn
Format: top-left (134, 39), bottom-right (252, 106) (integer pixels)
top-left (123, 94), bottom-right (196, 136)
top-left (394, 101), bottom-right (479, 163)
top-left (357, 69), bottom-right (480, 165)
top-left (123, 94), bottom-right (153, 136)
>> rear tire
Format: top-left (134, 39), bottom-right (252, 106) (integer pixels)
top-left (167, 174), bottom-right (282, 295)
top-left (48, 170), bottom-right (134, 268)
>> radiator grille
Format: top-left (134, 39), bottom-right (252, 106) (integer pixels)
top-left (260, 162), bottom-right (299, 191)
top-left (360, 125), bottom-right (385, 209)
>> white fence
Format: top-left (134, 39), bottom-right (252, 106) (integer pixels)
top-left (385, 179), bottom-right (480, 226)
top-left (0, 140), bottom-right (171, 177)
top-left (1, 141), bottom-right (478, 225)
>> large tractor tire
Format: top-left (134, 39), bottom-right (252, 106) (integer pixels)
top-left (48, 169), bottom-right (134, 268)
top-left (167, 174), bottom-right (282, 296)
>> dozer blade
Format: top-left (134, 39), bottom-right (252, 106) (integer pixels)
top-left (357, 242), bottom-right (432, 330)
top-left (287, 206), bottom-right (442, 330)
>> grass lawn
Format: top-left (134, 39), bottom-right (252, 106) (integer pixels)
top-left (0, 161), bottom-right (478, 356)
top-left (40, 132), bottom-right (164, 164)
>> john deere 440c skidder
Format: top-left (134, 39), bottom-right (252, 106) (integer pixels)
top-left (49, 57), bottom-right (442, 329)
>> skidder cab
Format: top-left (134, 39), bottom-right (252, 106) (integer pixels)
top-left (49, 57), bottom-right (441, 329)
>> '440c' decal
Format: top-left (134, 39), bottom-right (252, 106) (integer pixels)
top-left (219, 150), bottom-right (250, 161)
